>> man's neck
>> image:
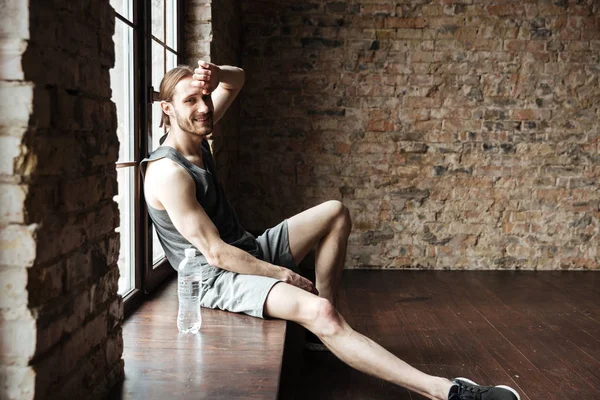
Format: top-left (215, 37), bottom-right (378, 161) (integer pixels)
top-left (162, 127), bottom-right (206, 159)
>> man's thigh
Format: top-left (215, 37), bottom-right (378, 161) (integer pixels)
top-left (263, 281), bottom-right (321, 323)
top-left (286, 200), bottom-right (345, 265)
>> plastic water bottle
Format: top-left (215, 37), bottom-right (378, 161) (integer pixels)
top-left (177, 248), bottom-right (203, 334)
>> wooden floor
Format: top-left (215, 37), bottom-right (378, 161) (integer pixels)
top-left (110, 270), bottom-right (600, 400)
top-left (288, 270), bottom-right (600, 400)
top-left (109, 278), bottom-right (288, 400)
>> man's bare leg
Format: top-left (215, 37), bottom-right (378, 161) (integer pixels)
top-left (284, 201), bottom-right (452, 399)
top-left (282, 201), bottom-right (519, 400)
top-left (287, 200), bottom-right (351, 306)
top-left (264, 282), bottom-right (454, 400)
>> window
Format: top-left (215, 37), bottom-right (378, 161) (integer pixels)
top-left (150, 0), bottom-right (180, 266)
top-left (111, 0), bottom-right (136, 296)
top-left (110, 0), bottom-right (184, 310)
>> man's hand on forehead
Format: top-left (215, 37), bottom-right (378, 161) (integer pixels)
top-left (192, 60), bottom-right (220, 95)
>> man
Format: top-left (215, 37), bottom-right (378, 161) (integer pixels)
top-left (139, 60), bottom-right (521, 400)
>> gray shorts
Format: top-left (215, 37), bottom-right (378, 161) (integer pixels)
top-left (199, 219), bottom-right (299, 319)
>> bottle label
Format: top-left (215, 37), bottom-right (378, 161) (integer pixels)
top-left (179, 280), bottom-right (201, 296)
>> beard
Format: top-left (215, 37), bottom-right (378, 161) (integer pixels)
top-left (173, 108), bottom-right (213, 138)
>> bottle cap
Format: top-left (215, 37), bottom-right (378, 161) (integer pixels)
top-left (184, 248), bottom-right (196, 258)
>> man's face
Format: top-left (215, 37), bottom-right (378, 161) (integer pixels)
top-left (166, 77), bottom-right (214, 137)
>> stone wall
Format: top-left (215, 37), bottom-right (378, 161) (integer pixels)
top-left (185, 0), bottom-right (212, 63)
top-left (238, 0), bottom-right (599, 270)
top-left (209, 0), bottom-right (242, 206)
top-left (185, 0), bottom-right (242, 206)
top-left (0, 0), bottom-right (124, 399)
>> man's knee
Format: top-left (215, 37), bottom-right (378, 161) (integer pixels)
top-left (324, 200), bottom-right (352, 234)
top-left (309, 297), bottom-right (344, 338)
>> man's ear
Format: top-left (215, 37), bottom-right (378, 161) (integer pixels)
top-left (160, 100), bottom-right (172, 117)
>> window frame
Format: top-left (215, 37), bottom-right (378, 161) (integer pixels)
top-left (113, 0), bottom-right (186, 318)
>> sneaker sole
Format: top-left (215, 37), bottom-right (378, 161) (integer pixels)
top-left (455, 377), bottom-right (521, 400)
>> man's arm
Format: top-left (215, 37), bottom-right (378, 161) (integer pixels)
top-left (155, 160), bottom-right (317, 294)
top-left (192, 60), bottom-right (244, 124)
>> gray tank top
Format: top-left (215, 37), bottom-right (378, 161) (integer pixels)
top-left (140, 136), bottom-right (259, 271)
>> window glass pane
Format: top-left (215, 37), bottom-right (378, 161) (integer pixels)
top-left (152, 40), bottom-right (165, 91)
top-left (167, 49), bottom-right (178, 71)
top-left (115, 167), bottom-right (135, 295)
top-left (151, 101), bottom-right (165, 151)
top-left (151, 0), bottom-right (165, 42)
top-left (111, 20), bottom-right (135, 163)
top-left (110, 0), bottom-right (133, 21)
top-left (166, 0), bottom-right (177, 50)
top-left (152, 225), bottom-right (166, 266)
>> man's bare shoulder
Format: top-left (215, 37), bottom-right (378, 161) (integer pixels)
top-left (144, 158), bottom-right (192, 210)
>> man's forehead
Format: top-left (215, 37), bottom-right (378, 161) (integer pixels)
top-left (174, 77), bottom-right (201, 98)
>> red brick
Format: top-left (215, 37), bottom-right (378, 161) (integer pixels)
top-left (526, 40), bottom-right (545, 52)
top-left (512, 109), bottom-right (538, 120)
top-left (487, 4), bottom-right (524, 16)
top-left (360, 4), bottom-right (394, 16)
top-left (367, 119), bottom-right (394, 131)
top-left (504, 39), bottom-right (527, 52)
top-left (385, 17), bottom-right (426, 29)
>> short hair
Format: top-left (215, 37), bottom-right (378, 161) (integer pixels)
top-left (158, 65), bottom-right (194, 128)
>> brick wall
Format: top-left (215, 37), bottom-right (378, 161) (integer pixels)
top-left (238, 0), bottom-right (599, 270)
top-left (185, 0), bottom-right (242, 206)
top-left (0, 0), bottom-right (124, 399)
top-left (209, 0), bottom-right (242, 206)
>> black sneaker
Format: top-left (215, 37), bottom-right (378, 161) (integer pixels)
top-left (448, 377), bottom-right (520, 400)
top-left (304, 331), bottom-right (329, 352)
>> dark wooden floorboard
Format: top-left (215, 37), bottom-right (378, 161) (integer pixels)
top-left (478, 273), bottom-right (600, 384)
top-left (110, 271), bottom-right (600, 400)
top-left (380, 273), bottom-right (478, 382)
top-left (536, 272), bottom-right (600, 329)
top-left (500, 273), bottom-right (600, 361)
top-left (109, 277), bottom-right (287, 400)
top-left (415, 274), bottom-right (524, 396)
top-left (458, 273), bottom-right (593, 400)
top-left (292, 271), bottom-right (600, 400)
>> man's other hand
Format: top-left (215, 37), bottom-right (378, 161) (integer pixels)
top-left (280, 269), bottom-right (319, 295)
top-left (192, 60), bottom-right (220, 94)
